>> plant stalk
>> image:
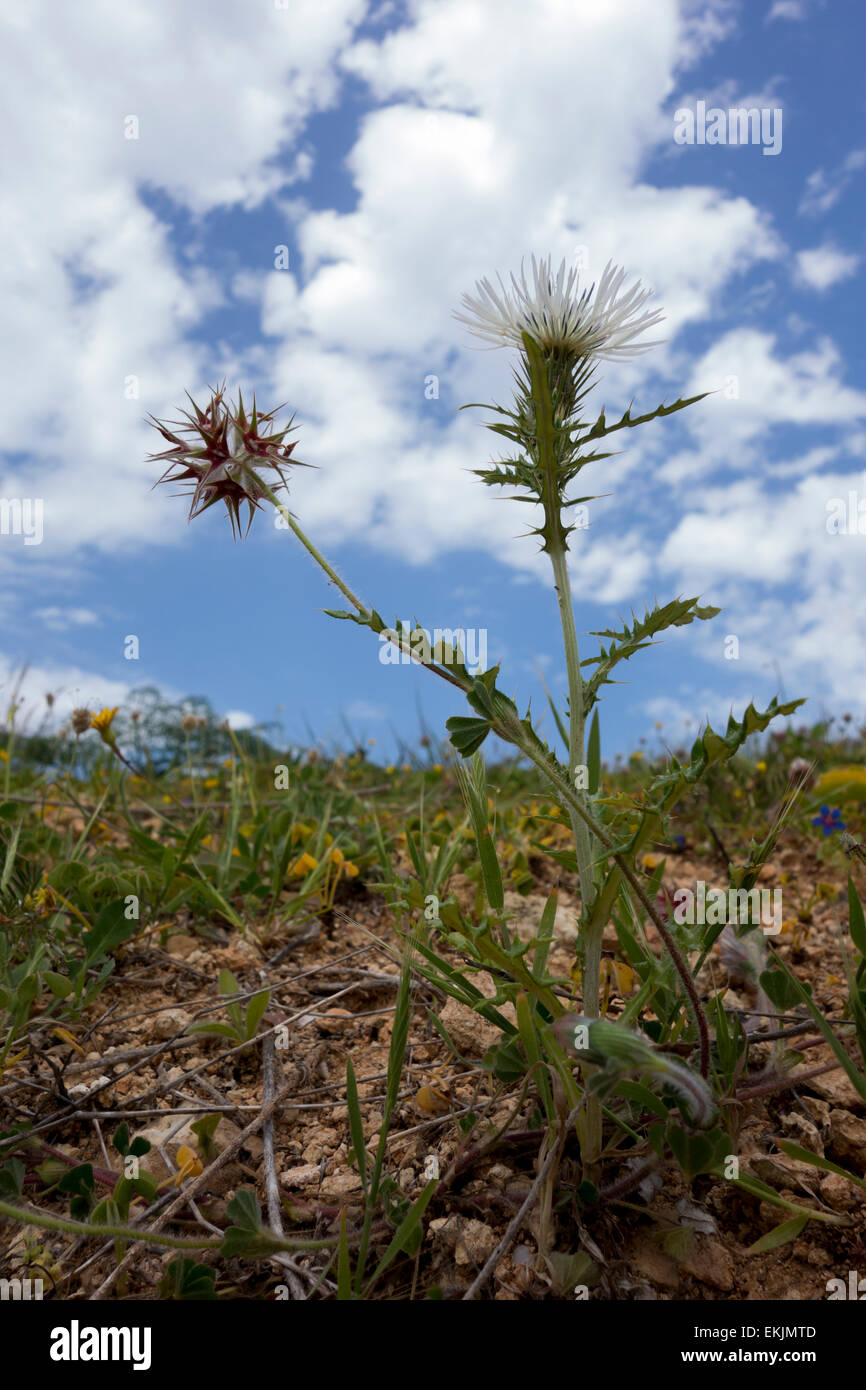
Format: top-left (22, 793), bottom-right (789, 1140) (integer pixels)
top-left (270, 495), bottom-right (711, 1079)
top-left (547, 540), bottom-right (604, 1173)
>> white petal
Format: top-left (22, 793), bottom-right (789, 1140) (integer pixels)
top-left (456, 255), bottom-right (665, 361)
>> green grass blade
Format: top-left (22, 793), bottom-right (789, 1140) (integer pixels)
top-left (763, 945), bottom-right (866, 1101)
top-left (363, 1180), bottom-right (436, 1294)
top-left (747, 1213), bottom-right (808, 1253)
top-left (776, 1139), bottom-right (866, 1192)
top-left (848, 875), bottom-right (866, 957)
top-left (586, 709), bottom-right (600, 795)
top-left (533, 892), bottom-right (557, 980)
top-left (346, 1056), bottom-right (368, 1194)
top-left (337, 1209), bottom-right (353, 1300)
top-left (244, 989), bottom-right (271, 1040)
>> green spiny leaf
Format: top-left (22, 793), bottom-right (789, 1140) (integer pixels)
top-left (582, 597), bottom-right (721, 711)
top-left (583, 391), bottom-right (709, 442)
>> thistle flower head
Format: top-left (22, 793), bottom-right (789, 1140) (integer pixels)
top-left (148, 384), bottom-right (301, 538)
top-left (71, 707), bottom-right (92, 736)
top-left (455, 255), bottom-right (665, 362)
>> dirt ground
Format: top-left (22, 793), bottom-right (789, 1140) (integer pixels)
top-left (2, 833), bottom-right (865, 1301)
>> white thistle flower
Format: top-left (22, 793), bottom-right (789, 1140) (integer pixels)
top-left (455, 255), bottom-right (665, 361)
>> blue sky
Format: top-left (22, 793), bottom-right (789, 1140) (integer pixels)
top-left (2, 0), bottom-right (864, 763)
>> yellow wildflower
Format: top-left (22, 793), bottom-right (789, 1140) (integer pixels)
top-left (25, 874), bottom-right (57, 916)
top-left (176, 1144), bottom-right (203, 1179)
top-left (415, 1080), bottom-right (451, 1114)
top-left (289, 851), bottom-right (318, 878)
top-left (161, 1144), bottom-right (204, 1190)
top-left (90, 707), bottom-right (119, 744)
top-left (52, 1026), bottom-right (85, 1055)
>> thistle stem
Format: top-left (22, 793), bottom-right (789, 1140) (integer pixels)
top-left (548, 546), bottom-right (596, 981)
top-left (269, 492), bottom-right (711, 1084)
top-left (521, 336), bottom-right (599, 1014)
top-left (261, 485), bottom-right (468, 693)
top-left (260, 484), bottom-right (371, 618)
top-left (501, 728), bottom-right (710, 1078)
top-left (547, 539), bottom-right (604, 1172)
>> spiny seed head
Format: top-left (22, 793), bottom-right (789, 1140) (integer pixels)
top-left (148, 383), bottom-right (302, 539)
top-left (71, 707), bottom-right (91, 735)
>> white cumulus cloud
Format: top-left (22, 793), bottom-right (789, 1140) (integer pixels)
top-left (795, 244), bottom-right (859, 291)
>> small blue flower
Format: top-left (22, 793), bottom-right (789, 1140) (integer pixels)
top-left (812, 805), bottom-right (845, 837)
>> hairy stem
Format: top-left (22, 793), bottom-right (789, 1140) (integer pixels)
top-left (549, 544), bottom-right (594, 913)
top-left (0, 1198), bottom-right (222, 1250)
top-left (274, 498), bottom-right (711, 1080)
top-left (507, 730), bottom-right (710, 1077)
top-left (548, 540), bottom-right (603, 1172)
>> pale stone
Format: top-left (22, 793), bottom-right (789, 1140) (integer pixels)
top-left (279, 1163), bottom-right (321, 1187)
top-left (681, 1237), bottom-right (735, 1292)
